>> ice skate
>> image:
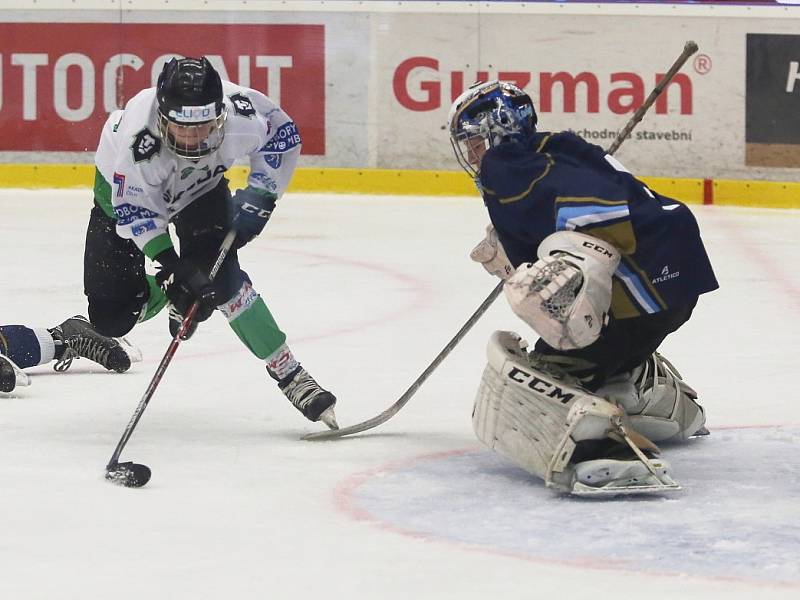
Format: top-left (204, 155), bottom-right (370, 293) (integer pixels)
top-left (276, 366), bottom-right (338, 429)
top-left (570, 456), bottom-right (680, 497)
top-left (51, 316), bottom-right (134, 373)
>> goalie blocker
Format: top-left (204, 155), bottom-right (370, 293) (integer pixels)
top-left (473, 331), bottom-right (687, 496)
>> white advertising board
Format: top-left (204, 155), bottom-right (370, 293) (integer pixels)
top-left (0, 1), bottom-right (798, 180)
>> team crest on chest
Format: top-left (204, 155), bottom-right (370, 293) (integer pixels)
top-left (229, 93), bottom-right (256, 118)
top-left (131, 128), bottom-right (161, 163)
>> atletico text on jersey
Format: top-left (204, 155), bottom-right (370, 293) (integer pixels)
top-left (93, 81), bottom-right (301, 261)
top-left (478, 131), bottom-right (719, 319)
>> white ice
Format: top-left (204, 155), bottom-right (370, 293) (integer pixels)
top-left (1, 190), bottom-right (798, 599)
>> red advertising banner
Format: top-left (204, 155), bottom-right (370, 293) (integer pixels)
top-left (0, 23), bottom-right (325, 154)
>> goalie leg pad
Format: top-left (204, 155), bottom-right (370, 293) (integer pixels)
top-left (473, 331), bottom-right (681, 495)
top-left (474, 331), bottom-right (629, 491)
top-left (597, 352), bottom-right (706, 442)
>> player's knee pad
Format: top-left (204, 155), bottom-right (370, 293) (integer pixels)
top-left (472, 330), bottom-right (627, 491)
top-left (87, 298), bottom-right (141, 337)
top-left (597, 352), bottom-right (706, 442)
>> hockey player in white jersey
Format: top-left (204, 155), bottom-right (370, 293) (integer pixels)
top-left (83, 56), bottom-right (337, 429)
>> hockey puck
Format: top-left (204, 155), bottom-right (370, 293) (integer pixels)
top-left (105, 461), bottom-right (152, 488)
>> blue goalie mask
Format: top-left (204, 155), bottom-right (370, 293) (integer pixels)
top-left (448, 80), bottom-right (537, 178)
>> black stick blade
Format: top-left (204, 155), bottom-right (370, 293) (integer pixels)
top-left (105, 461), bottom-right (152, 488)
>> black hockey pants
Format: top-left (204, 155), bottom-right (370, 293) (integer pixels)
top-left (84, 178), bottom-right (249, 337)
top-left (533, 298), bottom-right (698, 391)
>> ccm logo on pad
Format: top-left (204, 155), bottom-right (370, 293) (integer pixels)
top-left (581, 240), bottom-right (615, 258)
top-left (506, 366), bottom-right (576, 404)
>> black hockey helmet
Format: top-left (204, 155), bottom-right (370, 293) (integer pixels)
top-left (156, 56), bottom-right (227, 159)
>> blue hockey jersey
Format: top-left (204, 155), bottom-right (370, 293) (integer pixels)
top-left (478, 131), bottom-right (718, 319)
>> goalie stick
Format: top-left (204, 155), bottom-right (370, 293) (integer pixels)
top-left (303, 40), bottom-right (700, 442)
top-left (304, 282), bottom-right (504, 440)
top-left (105, 229), bottom-right (238, 488)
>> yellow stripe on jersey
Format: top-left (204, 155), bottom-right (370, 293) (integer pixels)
top-left (610, 280), bottom-right (643, 319)
top-left (535, 134), bottom-right (552, 153)
top-left (623, 255), bottom-right (668, 311)
top-left (498, 153), bottom-right (555, 205)
top-left (577, 220), bottom-right (637, 255)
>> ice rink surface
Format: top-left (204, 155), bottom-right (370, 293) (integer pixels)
top-left (1, 189), bottom-right (798, 599)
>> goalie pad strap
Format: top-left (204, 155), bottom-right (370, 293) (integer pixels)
top-left (597, 352), bottom-right (706, 442)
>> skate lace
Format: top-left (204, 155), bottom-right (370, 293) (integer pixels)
top-left (286, 372), bottom-right (321, 409)
top-left (54, 337), bottom-right (111, 372)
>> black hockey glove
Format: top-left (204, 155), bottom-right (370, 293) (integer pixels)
top-left (229, 186), bottom-right (277, 246)
top-left (155, 250), bottom-right (217, 323)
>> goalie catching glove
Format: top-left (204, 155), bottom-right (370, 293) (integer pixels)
top-left (504, 231), bottom-right (620, 350)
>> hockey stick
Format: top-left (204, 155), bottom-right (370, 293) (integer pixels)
top-left (105, 229), bottom-right (238, 487)
top-left (607, 40), bottom-right (698, 155)
top-left (304, 41), bottom-right (699, 442)
top-left (303, 281), bottom-right (505, 441)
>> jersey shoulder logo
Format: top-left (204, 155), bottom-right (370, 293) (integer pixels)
top-left (229, 93), bottom-right (256, 118)
top-left (131, 128), bottom-right (161, 163)
top-left (259, 121), bottom-right (301, 154)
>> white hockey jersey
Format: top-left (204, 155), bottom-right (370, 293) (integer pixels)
top-left (94, 81), bottom-right (301, 260)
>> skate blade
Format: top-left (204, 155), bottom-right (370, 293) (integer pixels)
top-left (117, 336), bottom-right (143, 364)
top-left (15, 371), bottom-right (31, 387)
top-left (319, 407), bottom-right (339, 430)
top-left (570, 479), bottom-right (682, 497)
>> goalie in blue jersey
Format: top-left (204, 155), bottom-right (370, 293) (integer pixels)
top-left (448, 81), bottom-right (718, 496)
